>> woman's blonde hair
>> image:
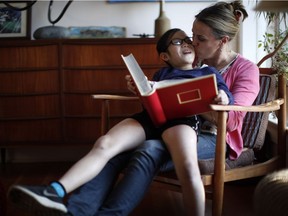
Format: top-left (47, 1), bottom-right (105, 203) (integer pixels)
top-left (195, 0), bottom-right (248, 41)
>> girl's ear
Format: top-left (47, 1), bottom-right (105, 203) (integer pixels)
top-left (160, 52), bottom-right (169, 61)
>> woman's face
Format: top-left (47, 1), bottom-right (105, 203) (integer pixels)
top-left (164, 30), bottom-right (195, 69)
top-left (192, 20), bottom-right (222, 61)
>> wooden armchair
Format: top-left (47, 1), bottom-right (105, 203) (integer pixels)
top-left (92, 68), bottom-right (286, 216)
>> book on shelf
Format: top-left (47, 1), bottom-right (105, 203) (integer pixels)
top-left (121, 53), bottom-right (218, 127)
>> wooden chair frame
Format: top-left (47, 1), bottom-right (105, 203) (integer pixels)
top-left (92, 69), bottom-right (286, 216)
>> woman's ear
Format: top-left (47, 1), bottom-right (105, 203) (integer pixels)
top-left (160, 52), bottom-right (169, 62)
top-left (221, 36), bottom-right (230, 44)
top-left (219, 36), bottom-right (230, 50)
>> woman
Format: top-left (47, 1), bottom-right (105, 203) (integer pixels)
top-left (192, 1), bottom-right (259, 161)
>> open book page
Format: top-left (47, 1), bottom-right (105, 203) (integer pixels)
top-left (153, 79), bottom-right (190, 89)
top-left (153, 75), bottom-right (217, 89)
top-left (121, 54), bottom-right (152, 95)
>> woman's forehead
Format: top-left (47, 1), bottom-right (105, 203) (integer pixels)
top-left (192, 21), bottom-right (213, 37)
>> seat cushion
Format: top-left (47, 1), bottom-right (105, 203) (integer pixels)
top-left (198, 148), bottom-right (255, 175)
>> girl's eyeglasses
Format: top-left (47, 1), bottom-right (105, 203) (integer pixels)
top-left (170, 37), bottom-right (192, 45)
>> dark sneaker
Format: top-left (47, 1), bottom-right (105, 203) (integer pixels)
top-left (8, 185), bottom-right (67, 216)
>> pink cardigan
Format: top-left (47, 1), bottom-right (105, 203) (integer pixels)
top-left (222, 55), bottom-right (259, 160)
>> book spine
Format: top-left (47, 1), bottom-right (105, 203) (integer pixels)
top-left (141, 92), bottom-right (166, 127)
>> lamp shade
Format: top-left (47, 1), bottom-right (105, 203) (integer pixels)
top-left (254, 1), bottom-right (288, 12)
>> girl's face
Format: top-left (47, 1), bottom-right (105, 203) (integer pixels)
top-left (192, 20), bottom-right (222, 61)
top-left (163, 30), bottom-right (195, 70)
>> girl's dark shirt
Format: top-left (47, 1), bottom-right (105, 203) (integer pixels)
top-left (152, 66), bottom-right (234, 105)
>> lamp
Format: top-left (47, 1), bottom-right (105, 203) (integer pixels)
top-left (254, 0), bottom-right (288, 67)
top-left (34, 0), bottom-right (73, 39)
top-left (254, 1), bottom-right (288, 12)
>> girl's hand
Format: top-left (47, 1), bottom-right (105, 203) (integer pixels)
top-left (125, 75), bottom-right (137, 95)
top-left (214, 89), bottom-right (229, 105)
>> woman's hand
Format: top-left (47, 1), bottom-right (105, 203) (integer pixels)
top-left (125, 75), bottom-right (137, 95)
top-left (214, 89), bottom-right (229, 105)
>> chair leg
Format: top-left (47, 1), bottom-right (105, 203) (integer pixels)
top-left (0, 148), bottom-right (6, 164)
top-left (212, 182), bottom-right (224, 216)
top-left (212, 111), bottom-right (227, 216)
top-left (101, 100), bottom-right (110, 135)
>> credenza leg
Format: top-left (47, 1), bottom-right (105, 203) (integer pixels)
top-left (0, 148), bottom-right (6, 164)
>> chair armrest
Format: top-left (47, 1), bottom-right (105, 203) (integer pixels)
top-left (92, 94), bottom-right (138, 101)
top-left (210, 98), bottom-right (284, 112)
top-left (92, 94), bottom-right (139, 135)
top-left (210, 98), bottom-right (284, 197)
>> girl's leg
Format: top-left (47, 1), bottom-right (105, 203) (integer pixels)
top-left (59, 118), bottom-right (146, 193)
top-left (162, 125), bottom-right (205, 216)
top-left (66, 151), bottom-right (133, 216)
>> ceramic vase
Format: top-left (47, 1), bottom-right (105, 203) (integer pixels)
top-left (154, 0), bottom-right (171, 38)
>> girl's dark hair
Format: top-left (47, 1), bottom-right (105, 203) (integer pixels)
top-left (156, 28), bottom-right (182, 55)
top-left (195, 0), bottom-right (248, 41)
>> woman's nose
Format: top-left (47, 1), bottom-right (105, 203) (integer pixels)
top-left (192, 40), bottom-right (198, 46)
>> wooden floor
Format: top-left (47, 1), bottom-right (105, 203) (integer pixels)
top-left (0, 162), bottom-right (260, 216)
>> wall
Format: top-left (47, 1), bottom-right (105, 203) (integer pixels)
top-left (32, 1), bottom-right (210, 38)
top-left (31, 0), bottom-right (264, 64)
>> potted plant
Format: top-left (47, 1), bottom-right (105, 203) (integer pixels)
top-left (258, 12), bottom-right (288, 79)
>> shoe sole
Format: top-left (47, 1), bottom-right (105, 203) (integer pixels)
top-left (8, 185), bottom-right (67, 216)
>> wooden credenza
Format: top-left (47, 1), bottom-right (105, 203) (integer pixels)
top-left (0, 38), bottom-right (163, 150)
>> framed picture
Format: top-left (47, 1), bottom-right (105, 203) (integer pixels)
top-left (0, 2), bottom-right (31, 39)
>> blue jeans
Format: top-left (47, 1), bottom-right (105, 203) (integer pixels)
top-left (66, 133), bottom-right (217, 216)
